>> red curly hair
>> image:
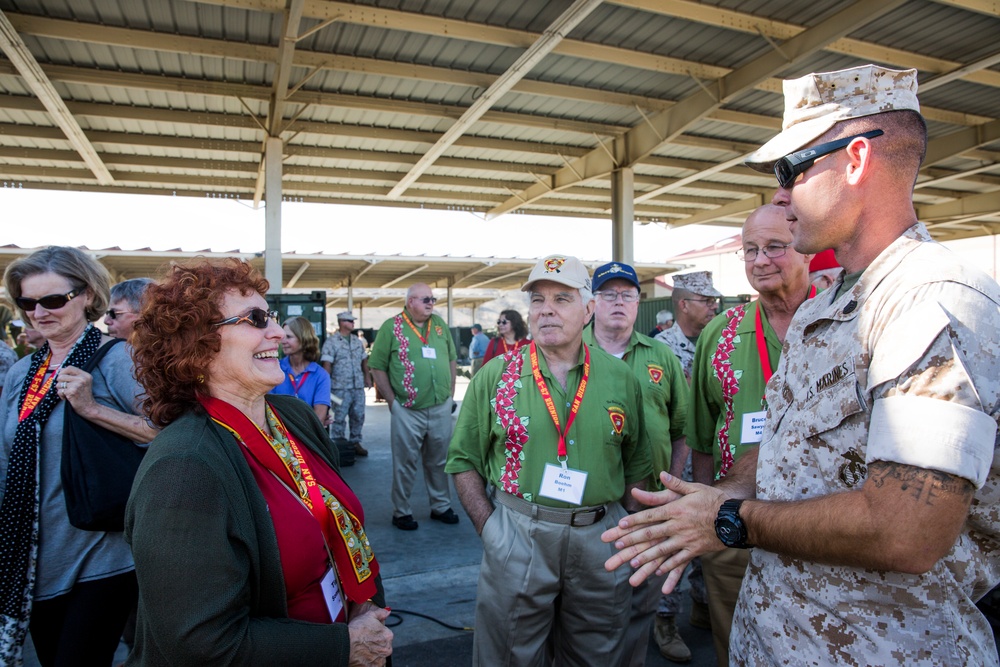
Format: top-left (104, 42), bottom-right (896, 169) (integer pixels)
top-left (132, 258), bottom-right (270, 427)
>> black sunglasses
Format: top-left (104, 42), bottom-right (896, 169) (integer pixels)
top-left (774, 129), bottom-right (883, 189)
top-left (414, 296), bottom-right (437, 304)
top-left (105, 308), bottom-right (135, 320)
top-left (497, 319), bottom-right (509, 325)
top-left (213, 308), bottom-right (279, 329)
top-left (16, 288), bottom-right (83, 312)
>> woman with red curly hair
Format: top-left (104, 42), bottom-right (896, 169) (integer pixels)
top-left (126, 259), bottom-right (392, 666)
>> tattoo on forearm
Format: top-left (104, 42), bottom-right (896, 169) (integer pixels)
top-left (868, 461), bottom-right (974, 505)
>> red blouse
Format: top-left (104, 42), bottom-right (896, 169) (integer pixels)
top-left (482, 336), bottom-right (528, 364)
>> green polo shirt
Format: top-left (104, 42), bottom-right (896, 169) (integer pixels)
top-left (369, 310), bottom-right (456, 410)
top-left (583, 325), bottom-right (688, 492)
top-left (446, 342), bottom-right (652, 508)
top-left (687, 302), bottom-right (778, 477)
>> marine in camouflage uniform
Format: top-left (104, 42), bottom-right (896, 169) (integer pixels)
top-left (603, 64), bottom-right (1000, 667)
top-left (321, 311), bottom-right (371, 455)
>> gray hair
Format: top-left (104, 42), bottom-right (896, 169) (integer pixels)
top-left (110, 277), bottom-right (155, 311)
top-left (656, 309), bottom-right (673, 325)
top-left (3, 246), bottom-right (111, 322)
top-left (578, 287), bottom-right (594, 305)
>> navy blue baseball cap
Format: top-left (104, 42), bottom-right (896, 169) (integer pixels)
top-left (592, 262), bottom-right (640, 292)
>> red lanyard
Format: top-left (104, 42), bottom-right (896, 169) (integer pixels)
top-left (18, 353), bottom-right (60, 423)
top-left (401, 311), bottom-right (430, 345)
top-left (754, 285), bottom-right (817, 391)
top-left (288, 371), bottom-right (309, 397)
top-left (529, 341), bottom-right (590, 458)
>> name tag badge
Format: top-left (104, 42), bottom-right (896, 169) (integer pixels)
top-left (320, 567), bottom-right (344, 623)
top-left (741, 410), bottom-right (766, 444)
top-left (538, 462), bottom-right (588, 506)
top-left (422, 346), bottom-right (437, 359)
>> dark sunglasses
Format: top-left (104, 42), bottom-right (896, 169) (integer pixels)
top-left (774, 129), bottom-right (883, 189)
top-left (213, 308), bottom-right (279, 329)
top-left (497, 319), bottom-right (509, 325)
top-left (414, 296), bottom-right (437, 304)
top-left (105, 308), bottom-right (135, 320)
top-left (16, 288), bottom-right (83, 312)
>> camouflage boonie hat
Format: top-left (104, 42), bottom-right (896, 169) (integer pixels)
top-left (521, 254), bottom-right (592, 292)
top-left (672, 271), bottom-right (722, 298)
top-left (745, 64), bottom-right (920, 172)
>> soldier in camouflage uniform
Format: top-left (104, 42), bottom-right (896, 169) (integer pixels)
top-left (654, 271), bottom-right (721, 381)
top-left (603, 64), bottom-right (1000, 666)
top-left (321, 310), bottom-right (372, 457)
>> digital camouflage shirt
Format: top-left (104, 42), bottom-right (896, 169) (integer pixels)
top-left (732, 224), bottom-right (1000, 666)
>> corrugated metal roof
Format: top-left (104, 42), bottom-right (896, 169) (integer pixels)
top-left (0, 0), bottom-right (997, 241)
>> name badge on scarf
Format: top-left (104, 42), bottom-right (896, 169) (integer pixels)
top-left (321, 567), bottom-right (345, 623)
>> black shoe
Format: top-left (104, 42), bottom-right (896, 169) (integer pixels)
top-left (392, 514), bottom-right (419, 531)
top-left (430, 508), bottom-right (460, 525)
top-left (353, 443), bottom-right (369, 457)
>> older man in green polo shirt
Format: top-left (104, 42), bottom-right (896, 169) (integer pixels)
top-left (370, 282), bottom-right (459, 531)
top-left (447, 254), bottom-right (652, 666)
top-left (584, 260), bottom-right (689, 666)
top-left (687, 204), bottom-right (814, 666)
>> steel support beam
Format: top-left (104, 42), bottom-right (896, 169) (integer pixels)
top-left (611, 167), bottom-right (634, 264)
top-left (264, 136), bottom-right (284, 291)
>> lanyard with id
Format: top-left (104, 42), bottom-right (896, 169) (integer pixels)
top-left (402, 311), bottom-right (436, 359)
top-left (743, 286), bottom-right (817, 444)
top-left (532, 342), bottom-right (590, 506)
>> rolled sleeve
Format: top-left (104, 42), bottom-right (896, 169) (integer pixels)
top-left (868, 395), bottom-right (996, 488)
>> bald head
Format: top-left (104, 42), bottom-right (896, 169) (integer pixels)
top-left (741, 204), bottom-right (812, 299)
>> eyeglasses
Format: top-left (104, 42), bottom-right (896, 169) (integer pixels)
top-left (737, 243), bottom-right (792, 262)
top-left (413, 296), bottom-right (437, 304)
top-left (497, 319), bottom-right (509, 325)
top-left (683, 297), bottom-right (718, 307)
top-left (105, 308), bottom-right (135, 320)
top-left (595, 290), bottom-right (640, 303)
top-left (213, 308), bottom-right (279, 329)
top-left (773, 129), bottom-right (883, 189)
top-left (16, 288), bottom-right (83, 312)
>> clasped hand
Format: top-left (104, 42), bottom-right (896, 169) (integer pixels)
top-left (601, 472), bottom-right (729, 595)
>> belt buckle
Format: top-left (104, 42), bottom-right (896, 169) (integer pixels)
top-left (570, 505), bottom-right (606, 527)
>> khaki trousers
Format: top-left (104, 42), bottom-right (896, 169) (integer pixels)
top-left (701, 547), bottom-right (751, 667)
top-left (389, 400), bottom-right (454, 517)
top-left (620, 569), bottom-right (669, 667)
top-left (474, 502), bottom-right (632, 667)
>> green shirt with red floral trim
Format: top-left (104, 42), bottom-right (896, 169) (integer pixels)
top-left (687, 301), bottom-right (779, 478)
top-left (369, 310), bottom-right (456, 410)
top-left (446, 342), bottom-right (652, 508)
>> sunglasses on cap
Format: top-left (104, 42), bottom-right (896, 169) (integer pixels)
top-left (774, 129), bottom-right (883, 189)
top-left (16, 288), bottom-right (83, 312)
top-left (105, 308), bottom-right (135, 320)
top-left (213, 308), bottom-right (279, 329)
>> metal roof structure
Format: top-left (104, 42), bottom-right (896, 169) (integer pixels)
top-left (0, 244), bottom-right (686, 309)
top-left (1, 0), bottom-right (999, 243)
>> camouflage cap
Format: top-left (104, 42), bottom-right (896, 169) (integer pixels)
top-left (521, 254), bottom-right (592, 292)
top-left (336, 310), bottom-right (356, 321)
top-left (672, 270), bottom-right (722, 298)
top-left (745, 64), bottom-right (920, 173)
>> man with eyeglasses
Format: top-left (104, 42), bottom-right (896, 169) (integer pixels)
top-left (104, 277), bottom-right (153, 340)
top-left (447, 254), bottom-right (651, 666)
top-left (654, 271), bottom-right (721, 382)
top-left (369, 282), bottom-right (459, 531)
top-left (583, 262), bottom-right (690, 666)
top-left (604, 65), bottom-right (1000, 665)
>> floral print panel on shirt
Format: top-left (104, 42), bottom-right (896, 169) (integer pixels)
top-left (392, 315), bottom-right (419, 408)
top-left (491, 349), bottom-right (529, 498)
top-left (711, 304), bottom-right (748, 478)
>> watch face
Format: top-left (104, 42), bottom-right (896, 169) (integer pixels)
top-left (717, 520), bottom-right (740, 546)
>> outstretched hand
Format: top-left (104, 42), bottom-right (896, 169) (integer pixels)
top-left (602, 472), bottom-right (728, 594)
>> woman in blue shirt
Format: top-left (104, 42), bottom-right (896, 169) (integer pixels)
top-left (270, 317), bottom-right (331, 424)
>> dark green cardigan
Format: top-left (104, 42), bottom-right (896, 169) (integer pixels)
top-left (124, 395), bottom-right (385, 666)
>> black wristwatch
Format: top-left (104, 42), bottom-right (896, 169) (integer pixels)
top-left (715, 499), bottom-right (753, 549)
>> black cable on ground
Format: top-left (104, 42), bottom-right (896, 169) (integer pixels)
top-left (386, 609), bottom-right (473, 632)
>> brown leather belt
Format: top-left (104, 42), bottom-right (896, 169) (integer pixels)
top-left (492, 489), bottom-right (607, 527)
